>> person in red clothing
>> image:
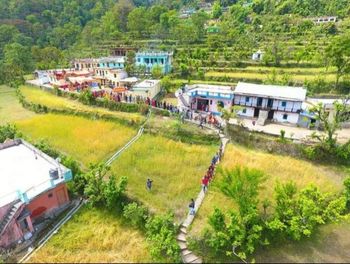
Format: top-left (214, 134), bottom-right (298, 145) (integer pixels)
top-left (202, 176), bottom-right (209, 193)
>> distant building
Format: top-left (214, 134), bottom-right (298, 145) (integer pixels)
top-left (73, 57), bottom-right (125, 71)
top-left (180, 84), bottom-right (235, 115)
top-left (252, 50), bottom-right (264, 61)
top-left (128, 80), bottom-right (161, 99)
top-left (34, 70), bottom-right (50, 85)
top-left (311, 16), bottom-right (337, 25)
top-left (233, 82), bottom-right (307, 125)
top-left (207, 25), bottom-right (220, 34)
top-left (135, 51), bottom-right (173, 74)
top-left (110, 47), bottom-right (137, 57)
top-left (0, 139), bottom-right (72, 248)
top-left (94, 69), bottom-right (128, 88)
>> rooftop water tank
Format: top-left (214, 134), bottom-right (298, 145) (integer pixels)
top-left (49, 168), bottom-right (59, 180)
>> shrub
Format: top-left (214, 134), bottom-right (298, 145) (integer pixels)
top-left (123, 202), bottom-right (149, 229)
top-left (0, 123), bottom-right (19, 143)
top-left (145, 213), bottom-right (180, 262)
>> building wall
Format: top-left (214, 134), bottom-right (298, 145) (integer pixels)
top-left (0, 211), bottom-right (24, 248)
top-left (26, 183), bottom-right (69, 222)
top-left (135, 53), bottom-right (172, 74)
top-left (273, 111), bottom-right (299, 124)
top-left (238, 107), bottom-right (255, 117)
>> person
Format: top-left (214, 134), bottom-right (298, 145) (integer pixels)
top-left (202, 176), bottom-right (209, 193)
top-left (189, 198), bottom-right (195, 215)
top-left (146, 178), bottom-right (153, 191)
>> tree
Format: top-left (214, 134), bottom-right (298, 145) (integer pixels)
top-left (326, 34), bottom-right (350, 89)
top-left (0, 124), bottom-right (18, 143)
top-left (127, 7), bottom-right (150, 37)
top-left (310, 100), bottom-right (350, 148)
top-left (125, 51), bottom-right (136, 75)
top-left (151, 64), bottom-right (163, 79)
top-left (212, 1), bottom-right (222, 19)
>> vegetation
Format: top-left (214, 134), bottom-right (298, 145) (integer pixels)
top-left (16, 113), bottom-right (136, 166)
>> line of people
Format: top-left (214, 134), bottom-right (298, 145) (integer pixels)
top-left (189, 143), bottom-right (224, 216)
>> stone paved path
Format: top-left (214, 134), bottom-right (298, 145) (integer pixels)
top-left (177, 133), bottom-right (229, 263)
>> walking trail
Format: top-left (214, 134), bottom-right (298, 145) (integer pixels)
top-left (177, 132), bottom-right (229, 264)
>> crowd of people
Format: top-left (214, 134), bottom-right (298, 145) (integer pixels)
top-left (189, 142), bottom-right (224, 216)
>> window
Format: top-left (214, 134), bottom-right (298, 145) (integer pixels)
top-left (137, 58), bottom-right (141, 62)
top-left (281, 101), bottom-right (287, 107)
top-left (48, 193), bottom-right (53, 198)
top-left (210, 100), bottom-right (212, 105)
top-left (245, 97), bottom-right (250, 103)
top-left (283, 114), bottom-right (288, 120)
top-left (114, 74), bottom-right (117, 78)
top-left (217, 101), bottom-right (224, 108)
top-left (242, 108), bottom-right (247, 114)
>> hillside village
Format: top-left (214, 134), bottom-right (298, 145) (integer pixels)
top-left (1, 0), bottom-right (350, 263)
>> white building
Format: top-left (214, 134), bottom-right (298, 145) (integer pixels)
top-left (178, 84), bottom-right (235, 115)
top-left (233, 82), bottom-right (307, 125)
top-left (128, 80), bottom-right (161, 99)
top-left (311, 16), bottom-right (337, 24)
top-left (34, 71), bottom-right (50, 85)
top-left (252, 50), bottom-right (264, 61)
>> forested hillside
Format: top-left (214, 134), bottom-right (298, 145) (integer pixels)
top-left (1, 0), bottom-right (350, 93)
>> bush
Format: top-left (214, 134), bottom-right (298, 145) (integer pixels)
top-left (123, 202), bottom-right (149, 229)
top-left (0, 123), bottom-right (19, 143)
top-left (145, 213), bottom-right (181, 262)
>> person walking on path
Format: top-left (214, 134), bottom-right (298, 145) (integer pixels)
top-left (189, 198), bottom-right (195, 215)
top-left (202, 176), bottom-right (209, 193)
top-left (146, 178), bottom-right (153, 191)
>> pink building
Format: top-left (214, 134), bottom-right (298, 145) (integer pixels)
top-left (0, 139), bottom-right (72, 248)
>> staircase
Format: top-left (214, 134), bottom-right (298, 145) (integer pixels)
top-left (175, 89), bottom-right (190, 109)
top-left (0, 201), bottom-right (23, 236)
top-left (177, 134), bottom-right (229, 263)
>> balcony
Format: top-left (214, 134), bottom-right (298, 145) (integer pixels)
top-left (234, 101), bottom-right (300, 113)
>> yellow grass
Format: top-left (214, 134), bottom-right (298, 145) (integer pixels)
top-left (20, 85), bottom-right (145, 124)
top-left (0, 85), bottom-right (35, 125)
top-left (29, 206), bottom-right (152, 263)
top-left (190, 143), bottom-right (345, 235)
top-left (16, 114), bottom-right (136, 166)
top-left (111, 135), bottom-right (218, 221)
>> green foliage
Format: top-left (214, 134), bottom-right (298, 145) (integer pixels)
top-left (79, 89), bottom-right (96, 105)
top-left (0, 123), bottom-right (19, 143)
top-left (151, 64), bottom-right (163, 79)
top-left (145, 213), bottom-right (180, 262)
top-left (83, 163), bottom-right (127, 209)
top-left (344, 177), bottom-right (350, 207)
top-left (123, 202), bottom-right (149, 229)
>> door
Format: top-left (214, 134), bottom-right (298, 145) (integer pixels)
top-left (267, 99), bottom-right (274, 108)
top-left (56, 188), bottom-right (67, 207)
top-left (257, 97), bottom-right (263, 107)
top-left (268, 110), bottom-right (274, 120)
top-left (254, 108), bottom-right (260, 118)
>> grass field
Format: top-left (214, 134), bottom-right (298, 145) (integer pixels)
top-left (111, 134), bottom-right (218, 220)
top-left (29, 206), bottom-right (152, 263)
top-left (16, 114), bottom-right (136, 166)
top-left (190, 143), bottom-right (345, 235)
top-left (21, 85), bottom-right (145, 124)
top-left (0, 85), bottom-right (35, 125)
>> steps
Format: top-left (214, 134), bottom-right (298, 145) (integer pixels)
top-left (0, 201), bottom-right (23, 236)
top-left (177, 133), bottom-right (230, 263)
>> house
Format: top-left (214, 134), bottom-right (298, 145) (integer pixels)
top-left (181, 84), bottom-right (235, 115)
top-left (34, 71), bottom-right (50, 85)
top-left (0, 139), bottom-right (72, 248)
top-left (110, 47), bottom-right (137, 57)
top-left (94, 69), bottom-right (128, 88)
top-left (73, 57), bottom-right (125, 71)
top-left (252, 50), bottom-right (264, 61)
top-left (311, 16), bottom-right (337, 25)
top-left (233, 82), bottom-right (307, 125)
top-left (135, 51), bottom-right (173, 74)
top-left (128, 80), bottom-right (161, 99)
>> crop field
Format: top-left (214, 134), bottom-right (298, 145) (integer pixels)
top-left (16, 114), bottom-right (136, 166)
top-left (205, 71), bottom-right (336, 82)
top-left (190, 143), bottom-right (345, 235)
top-left (0, 85), bottom-right (35, 125)
top-left (21, 85), bottom-right (145, 124)
top-left (29, 206), bottom-right (152, 263)
top-left (111, 134), bottom-right (218, 220)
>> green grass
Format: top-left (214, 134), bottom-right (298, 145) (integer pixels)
top-left (190, 143), bottom-right (345, 236)
top-left (16, 114), bottom-right (136, 166)
top-left (0, 85), bottom-right (35, 125)
top-left (20, 85), bottom-right (145, 124)
top-left (205, 71), bottom-right (336, 82)
top-left (110, 134), bottom-right (218, 221)
top-left (29, 206), bottom-right (152, 263)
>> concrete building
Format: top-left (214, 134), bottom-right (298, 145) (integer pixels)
top-left (179, 84), bottom-right (235, 115)
top-left (128, 80), bottom-right (161, 99)
top-left (34, 71), bottom-right (50, 85)
top-left (0, 139), bottom-right (72, 248)
top-left (233, 82), bottom-right (307, 125)
top-left (73, 57), bottom-right (125, 71)
top-left (311, 16), bottom-right (337, 24)
top-left (135, 51), bottom-right (173, 74)
top-left (252, 50), bottom-right (264, 61)
top-left (94, 69), bottom-right (128, 88)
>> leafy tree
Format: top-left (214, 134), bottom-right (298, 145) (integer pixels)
top-left (160, 75), bottom-right (173, 93)
top-left (0, 123), bottom-right (18, 143)
top-left (123, 202), bottom-right (149, 228)
top-left (310, 100), bottom-right (350, 148)
top-left (326, 34), bottom-right (350, 89)
top-left (127, 7), bottom-right (150, 37)
top-left (145, 213), bottom-right (180, 262)
top-left (151, 64), bottom-right (163, 79)
top-left (343, 177), bottom-right (350, 207)
top-left (212, 1), bottom-right (222, 19)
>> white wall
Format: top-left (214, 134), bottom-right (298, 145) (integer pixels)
top-left (208, 98), bottom-right (232, 113)
top-left (273, 111), bottom-right (299, 124)
top-left (238, 107), bottom-right (255, 117)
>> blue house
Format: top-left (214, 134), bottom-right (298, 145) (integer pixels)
top-left (135, 51), bottom-right (173, 74)
top-left (97, 57), bottom-right (125, 70)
